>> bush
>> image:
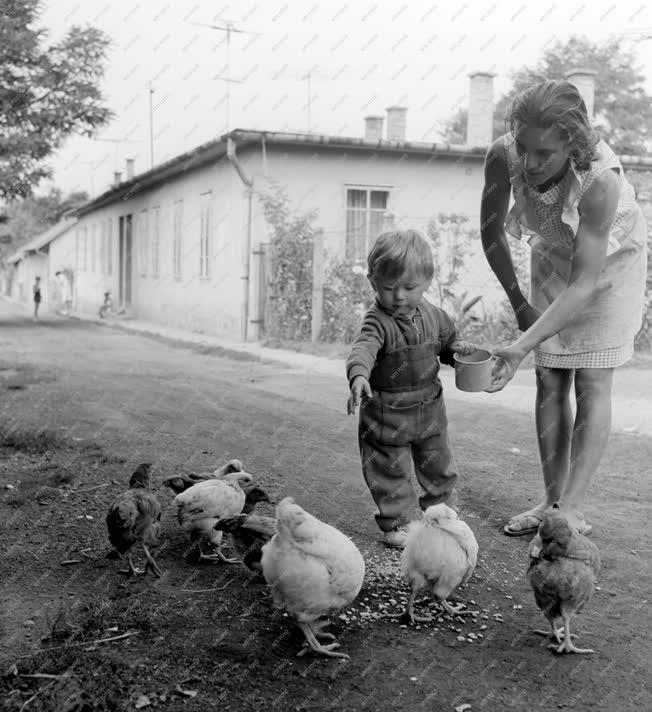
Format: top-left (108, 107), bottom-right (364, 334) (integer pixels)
top-left (321, 260), bottom-right (374, 343)
top-left (258, 182), bottom-right (320, 341)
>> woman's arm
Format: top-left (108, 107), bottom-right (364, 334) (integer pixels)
top-left (480, 136), bottom-right (528, 313)
top-left (487, 169), bottom-right (620, 392)
top-left (514, 169), bottom-right (619, 354)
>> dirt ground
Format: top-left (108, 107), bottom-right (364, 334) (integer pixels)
top-left (1, 303), bottom-right (651, 712)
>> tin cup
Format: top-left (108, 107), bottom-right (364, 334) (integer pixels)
top-left (453, 349), bottom-right (497, 392)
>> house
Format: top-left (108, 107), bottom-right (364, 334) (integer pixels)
top-left (20, 69), bottom-right (652, 340)
top-left (51, 72), bottom-right (504, 342)
top-left (4, 217), bottom-right (77, 309)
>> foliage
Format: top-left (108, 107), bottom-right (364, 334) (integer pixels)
top-left (321, 260), bottom-right (373, 343)
top-left (0, 187), bottom-right (88, 264)
top-left (426, 213), bottom-right (484, 332)
top-left (441, 35), bottom-right (652, 154)
top-left (0, 0), bottom-right (113, 198)
top-left (258, 181), bottom-right (320, 341)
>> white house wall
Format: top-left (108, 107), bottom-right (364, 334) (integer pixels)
top-left (237, 143), bottom-right (512, 312)
top-left (69, 159), bottom-right (246, 337)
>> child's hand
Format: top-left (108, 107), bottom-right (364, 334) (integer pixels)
top-left (347, 376), bottom-right (372, 415)
top-left (450, 340), bottom-right (479, 356)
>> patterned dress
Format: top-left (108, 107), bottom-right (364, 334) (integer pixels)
top-left (503, 133), bottom-right (648, 369)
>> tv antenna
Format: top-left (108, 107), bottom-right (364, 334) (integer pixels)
top-left (191, 18), bottom-right (260, 132)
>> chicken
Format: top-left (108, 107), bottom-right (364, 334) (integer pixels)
top-left (396, 504), bottom-right (478, 624)
top-left (261, 497), bottom-right (365, 659)
top-left (213, 488), bottom-right (275, 571)
top-left (527, 507), bottom-right (601, 654)
top-left (163, 459), bottom-right (244, 495)
top-left (173, 471), bottom-right (256, 563)
top-left (106, 463), bottom-right (162, 577)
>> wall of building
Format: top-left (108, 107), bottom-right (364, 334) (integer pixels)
top-left (8, 252), bottom-right (50, 308)
top-left (67, 160), bottom-right (247, 337)
top-left (236, 142), bottom-right (512, 314)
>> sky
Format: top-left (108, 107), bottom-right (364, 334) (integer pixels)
top-left (39, 0), bottom-right (652, 198)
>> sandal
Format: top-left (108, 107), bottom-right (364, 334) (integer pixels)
top-left (503, 508), bottom-right (546, 537)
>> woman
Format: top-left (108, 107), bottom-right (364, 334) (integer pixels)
top-left (481, 80), bottom-right (648, 536)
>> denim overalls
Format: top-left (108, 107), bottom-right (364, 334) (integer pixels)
top-left (358, 302), bottom-right (457, 532)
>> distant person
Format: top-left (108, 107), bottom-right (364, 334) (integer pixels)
top-left (32, 276), bottom-right (42, 320)
top-left (345, 229), bottom-right (480, 549)
top-left (55, 270), bottom-right (72, 315)
top-left (480, 80), bottom-right (648, 538)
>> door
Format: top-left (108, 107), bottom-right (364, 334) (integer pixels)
top-left (119, 214), bottom-right (133, 307)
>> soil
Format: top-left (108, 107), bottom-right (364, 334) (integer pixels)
top-left (1, 304), bottom-right (651, 711)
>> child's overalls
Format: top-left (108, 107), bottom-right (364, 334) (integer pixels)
top-left (358, 305), bottom-right (457, 532)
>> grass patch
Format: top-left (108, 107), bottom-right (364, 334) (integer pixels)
top-left (0, 426), bottom-right (64, 454)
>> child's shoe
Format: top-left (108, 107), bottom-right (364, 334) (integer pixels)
top-left (383, 526), bottom-right (408, 549)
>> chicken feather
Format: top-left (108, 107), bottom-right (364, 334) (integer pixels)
top-left (106, 463), bottom-right (162, 577)
top-left (527, 508), bottom-right (601, 654)
top-left (397, 504), bottom-right (478, 623)
top-left (173, 472), bottom-right (255, 563)
top-left (261, 497), bottom-right (365, 659)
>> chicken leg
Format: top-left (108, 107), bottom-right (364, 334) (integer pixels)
top-left (142, 544), bottom-right (163, 578)
top-left (548, 616), bottom-right (594, 654)
top-left (119, 553), bottom-right (144, 576)
top-left (311, 618), bottom-right (337, 641)
top-left (197, 543), bottom-right (240, 564)
top-left (534, 620), bottom-right (576, 644)
top-left (297, 622), bottom-right (348, 659)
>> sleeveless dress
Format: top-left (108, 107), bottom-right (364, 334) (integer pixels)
top-left (503, 133), bottom-right (648, 369)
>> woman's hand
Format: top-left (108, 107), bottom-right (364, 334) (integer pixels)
top-left (347, 375), bottom-right (372, 415)
top-left (485, 344), bottom-right (528, 393)
top-left (451, 340), bottom-right (480, 356)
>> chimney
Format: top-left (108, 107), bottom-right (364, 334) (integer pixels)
top-left (113, 171), bottom-right (122, 186)
top-left (385, 106), bottom-right (407, 142)
top-left (467, 71), bottom-right (496, 148)
top-left (364, 115), bottom-right (384, 141)
top-left (565, 68), bottom-right (597, 120)
top-left (125, 158), bottom-right (135, 180)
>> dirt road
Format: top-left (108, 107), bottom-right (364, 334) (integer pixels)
top-left (1, 303), bottom-right (651, 711)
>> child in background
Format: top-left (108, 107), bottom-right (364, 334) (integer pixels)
top-left (32, 276), bottom-right (41, 320)
top-left (346, 230), bottom-right (479, 549)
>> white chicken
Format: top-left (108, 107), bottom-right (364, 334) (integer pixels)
top-left (261, 497), bottom-right (365, 659)
top-left (397, 504), bottom-right (478, 623)
top-left (173, 471), bottom-right (254, 563)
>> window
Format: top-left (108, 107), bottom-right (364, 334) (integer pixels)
top-left (199, 191), bottom-right (212, 279)
top-left (83, 226), bottom-right (89, 270)
top-left (173, 199), bottom-right (183, 280)
top-left (151, 206), bottom-right (160, 278)
top-left (139, 209), bottom-right (148, 277)
top-left (91, 224), bottom-right (97, 272)
top-left (106, 218), bottom-right (113, 276)
top-left (99, 221), bottom-right (105, 274)
top-left (345, 187), bottom-right (390, 262)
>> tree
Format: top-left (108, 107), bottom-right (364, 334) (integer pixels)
top-left (441, 35), bottom-right (652, 154)
top-left (0, 0), bottom-right (113, 199)
top-left (0, 187), bottom-right (88, 258)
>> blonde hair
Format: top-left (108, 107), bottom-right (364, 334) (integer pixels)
top-left (508, 80), bottom-right (599, 171)
top-left (367, 229), bottom-right (434, 281)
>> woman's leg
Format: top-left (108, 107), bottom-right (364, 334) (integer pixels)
top-left (505, 366), bottom-right (574, 533)
top-left (557, 367), bottom-right (614, 528)
top-left (535, 366), bottom-right (575, 506)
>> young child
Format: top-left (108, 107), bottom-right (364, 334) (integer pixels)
top-left (346, 230), bottom-right (478, 548)
top-left (32, 276), bottom-right (41, 320)
top-left (481, 79), bottom-right (647, 538)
